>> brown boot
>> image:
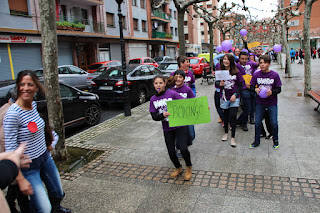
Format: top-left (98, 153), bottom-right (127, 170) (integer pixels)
top-left (184, 166), bottom-right (192, 181)
top-left (170, 167), bottom-right (182, 178)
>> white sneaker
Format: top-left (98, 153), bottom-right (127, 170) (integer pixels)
top-left (230, 138), bottom-right (236, 147)
top-left (222, 134), bottom-right (228, 141)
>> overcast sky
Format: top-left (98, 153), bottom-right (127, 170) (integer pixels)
top-left (218, 0), bottom-right (279, 20)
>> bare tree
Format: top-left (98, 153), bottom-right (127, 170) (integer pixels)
top-left (297, 0), bottom-right (319, 95)
top-left (38, 0), bottom-right (67, 159)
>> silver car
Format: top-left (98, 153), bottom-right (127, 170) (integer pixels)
top-left (35, 65), bottom-right (92, 90)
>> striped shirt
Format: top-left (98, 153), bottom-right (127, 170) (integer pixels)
top-left (4, 101), bottom-right (47, 160)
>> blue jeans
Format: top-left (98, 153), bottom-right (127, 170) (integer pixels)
top-left (21, 151), bottom-right (64, 213)
top-left (254, 104), bottom-right (278, 144)
top-left (237, 90), bottom-right (256, 125)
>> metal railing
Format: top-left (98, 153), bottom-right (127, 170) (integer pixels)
top-left (152, 10), bottom-right (171, 20)
top-left (152, 30), bottom-right (172, 39)
top-left (56, 15), bottom-right (105, 34)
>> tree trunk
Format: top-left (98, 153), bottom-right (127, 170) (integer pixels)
top-left (209, 24), bottom-right (214, 70)
top-left (38, 0), bottom-right (67, 160)
top-left (303, 0), bottom-right (313, 96)
top-left (177, 10), bottom-right (186, 56)
top-left (281, 23), bottom-right (292, 77)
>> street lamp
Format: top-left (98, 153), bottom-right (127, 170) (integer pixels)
top-left (116, 0), bottom-right (131, 116)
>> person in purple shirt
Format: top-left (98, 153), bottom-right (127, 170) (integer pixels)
top-left (171, 70), bottom-right (195, 154)
top-left (236, 51), bottom-right (258, 131)
top-left (215, 54), bottom-right (244, 147)
top-left (249, 55), bottom-right (282, 149)
top-left (170, 56), bottom-right (196, 96)
top-left (149, 75), bottom-right (193, 181)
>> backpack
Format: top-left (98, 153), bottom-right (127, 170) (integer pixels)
top-left (0, 101), bottom-right (13, 153)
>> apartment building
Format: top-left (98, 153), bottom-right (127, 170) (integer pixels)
top-left (198, 0), bottom-right (220, 53)
top-left (0, 0), bottom-right (178, 81)
top-left (183, 6), bottom-right (202, 54)
top-left (284, 0), bottom-right (320, 49)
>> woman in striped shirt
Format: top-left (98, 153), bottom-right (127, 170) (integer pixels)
top-left (4, 70), bottom-right (69, 213)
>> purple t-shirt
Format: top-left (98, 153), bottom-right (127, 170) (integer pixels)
top-left (218, 71), bottom-right (244, 100)
top-left (170, 70), bottom-right (195, 88)
top-left (250, 70), bottom-right (282, 106)
top-left (172, 84), bottom-right (195, 99)
top-left (236, 61), bottom-right (258, 76)
top-left (149, 90), bottom-right (184, 131)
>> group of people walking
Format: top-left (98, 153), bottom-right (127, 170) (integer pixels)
top-left (149, 45), bottom-right (282, 181)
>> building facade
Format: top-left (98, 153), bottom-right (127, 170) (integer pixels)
top-left (0, 0), bottom-right (178, 81)
top-left (284, 0), bottom-right (320, 49)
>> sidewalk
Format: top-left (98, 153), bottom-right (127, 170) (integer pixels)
top-left (61, 59), bottom-right (320, 213)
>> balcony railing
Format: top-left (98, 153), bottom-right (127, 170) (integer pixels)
top-left (56, 16), bottom-right (104, 34)
top-left (152, 10), bottom-right (171, 21)
top-left (152, 30), bottom-right (172, 39)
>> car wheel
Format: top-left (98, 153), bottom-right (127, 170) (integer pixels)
top-left (84, 104), bottom-right (101, 126)
top-left (137, 89), bottom-right (147, 105)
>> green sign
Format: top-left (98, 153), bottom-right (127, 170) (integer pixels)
top-left (167, 96), bottom-right (211, 127)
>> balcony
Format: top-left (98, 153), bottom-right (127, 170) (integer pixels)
top-left (56, 16), bottom-right (104, 34)
top-left (151, 10), bottom-right (171, 23)
top-left (152, 30), bottom-right (173, 40)
top-left (65, 0), bottom-right (104, 6)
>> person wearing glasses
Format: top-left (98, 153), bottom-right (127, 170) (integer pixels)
top-left (254, 46), bottom-right (264, 61)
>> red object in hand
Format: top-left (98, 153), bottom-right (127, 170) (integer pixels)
top-left (27, 122), bottom-right (38, 133)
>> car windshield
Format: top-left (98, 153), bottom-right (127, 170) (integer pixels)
top-left (189, 59), bottom-right (199, 64)
top-left (129, 59), bottom-right (141, 64)
top-left (34, 70), bottom-right (43, 77)
top-left (166, 64), bottom-right (178, 70)
top-left (154, 57), bottom-right (163, 62)
top-left (100, 69), bottom-right (123, 77)
top-left (89, 64), bottom-right (103, 70)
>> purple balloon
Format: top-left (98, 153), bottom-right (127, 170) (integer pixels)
top-left (273, 44), bottom-right (282, 53)
top-left (259, 87), bottom-right (268, 99)
top-left (240, 29), bottom-right (247, 36)
top-left (216, 45), bottom-right (222, 52)
top-left (221, 40), bottom-right (232, 52)
top-left (241, 48), bottom-right (248, 53)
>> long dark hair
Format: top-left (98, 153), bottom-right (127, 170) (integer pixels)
top-left (220, 54), bottom-right (238, 75)
top-left (15, 70), bottom-right (46, 98)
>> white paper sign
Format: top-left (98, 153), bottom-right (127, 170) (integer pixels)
top-left (215, 70), bottom-right (230, 81)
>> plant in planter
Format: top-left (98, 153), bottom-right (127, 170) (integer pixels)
top-left (72, 23), bottom-right (85, 31)
top-left (165, 33), bottom-right (173, 39)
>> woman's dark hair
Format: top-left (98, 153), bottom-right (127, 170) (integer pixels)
top-left (220, 54), bottom-right (238, 75)
top-left (15, 70), bottom-right (46, 98)
top-left (173, 69), bottom-right (186, 78)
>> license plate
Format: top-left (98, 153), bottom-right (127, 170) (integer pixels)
top-left (99, 86), bottom-right (113, 90)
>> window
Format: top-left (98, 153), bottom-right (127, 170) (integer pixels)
top-left (133, 18), bottom-right (139, 31)
top-left (175, 28), bottom-right (177, 36)
top-left (185, 34), bottom-right (188, 40)
top-left (140, 0), bottom-right (145, 8)
top-left (132, 0), bottom-right (137, 6)
top-left (107, 13), bottom-right (114, 27)
top-left (142, 20), bottom-right (147, 32)
top-left (169, 9), bottom-right (172, 17)
top-left (140, 66), bottom-right (152, 76)
top-left (81, 9), bottom-right (88, 24)
top-left (149, 66), bottom-right (162, 75)
top-left (69, 66), bottom-right (84, 74)
top-left (184, 21), bottom-right (187, 26)
top-left (170, 27), bottom-right (173, 35)
top-left (60, 85), bottom-right (76, 98)
top-left (58, 67), bottom-right (70, 74)
top-left (207, 4), bottom-right (212, 8)
top-left (8, 0), bottom-right (29, 16)
top-left (289, 20), bottom-right (299, 26)
top-left (174, 11), bottom-right (177, 19)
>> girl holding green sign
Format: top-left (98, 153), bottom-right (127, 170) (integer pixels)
top-left (149, 75), bottom-right (193, 181)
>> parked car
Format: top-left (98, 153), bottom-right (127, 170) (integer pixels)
top-left (188, 57), bottom-right (211, 76)
top-left (87, 60), bottom-right (121, 73)
top-left (153, 56), bottom-right (174, 65)
top-left (34, 65), bottom-right (93, 90)
top-left (158, 60), bottom-right (179, 76)
top-left (186, 52), bottom-right (198, 57)
top-left (1, 81), bottom-right (101, 128)
top-left (0, 80), bottom-right (16, 106)
top-left (91, 64), bottom-right (163, 105)
top-left (128, 57), bottom-right (159, 68)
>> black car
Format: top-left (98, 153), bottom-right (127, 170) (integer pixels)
top-left (91, 64), bottom-right (163, 105)
top-left (0, 81), bottom-right (101, 128)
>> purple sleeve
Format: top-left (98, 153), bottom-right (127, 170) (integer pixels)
top-left (173, 91), bottom-right (184, 100)
top-left (274, 73), bottom-right (282, 87)
top-left (149, 97), bottom-right (156, 113)
top-left (216, 63), bottom-right (220, 70)
top-left (250, 61), bottom-right (258, 68)
top-left (250, 74), bottom-right (257, 86)
top-left (237, 71), bottom-right (245, 85)
top-left (187, 87), bottom-right (195, 98)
